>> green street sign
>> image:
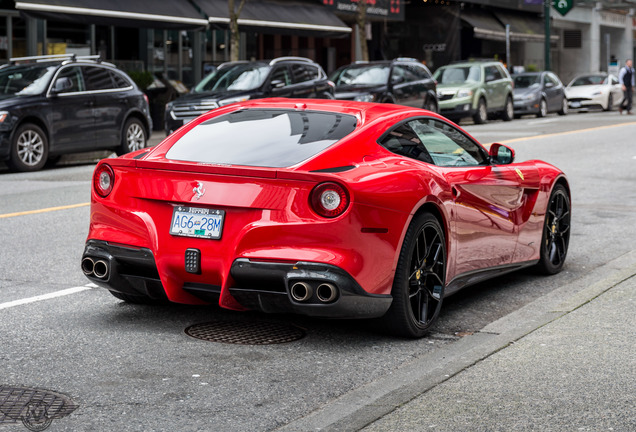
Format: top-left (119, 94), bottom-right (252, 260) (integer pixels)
top-left (553, 0), bottom-right (574, 16)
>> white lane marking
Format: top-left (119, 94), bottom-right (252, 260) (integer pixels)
top-left (526, 118), bottom-right (558, 126)
top-left (0, 284), bottom-right (96, 310)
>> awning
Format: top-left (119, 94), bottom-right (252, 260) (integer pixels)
top-left (15, 0), bottom-right (208, 30)
top-left (460, 9), bottom-right (507, 42)
top-left (460, 9), bottom-right (557, 43)
top-left (494, 11), bottom-right (559, 43)
top-left (198, 0), bottom-right (352, 37)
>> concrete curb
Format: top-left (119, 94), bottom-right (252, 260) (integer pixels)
top-left (276, 250), bottom-right (636, 432)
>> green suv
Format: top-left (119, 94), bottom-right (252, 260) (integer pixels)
top-left (433, 61), bottom-right (514, 124)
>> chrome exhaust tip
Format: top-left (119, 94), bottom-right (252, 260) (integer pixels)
top-left (81, 257), bottom-right (95, 276)
top-left (93, 260), bottom-right (109, 279)
top-left (290, 281), bottom-right (313, 302)
top-left (316, 283), bottom-right (338, 303)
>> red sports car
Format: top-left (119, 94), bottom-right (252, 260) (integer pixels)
top-left (82, 99), bottom-right (570, 338)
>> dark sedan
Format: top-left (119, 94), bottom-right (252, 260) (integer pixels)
top-left (512, 71), bottom-right (568, 118)
top-left (330, 58), bottom-right (438, 112)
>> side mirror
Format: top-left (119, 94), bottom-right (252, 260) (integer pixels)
top-left (489, 143), bottom-right (515, 164)
top-left (485, 74), bottom-right (495, 82)
top-left (391, 75), bottom-right (405, 85)
top-left (545, 81), bottom-right (554, 88)
top-left (270, 79), bottom-right (285, 89)
top-left (51, 77), bottom-right (73, 94)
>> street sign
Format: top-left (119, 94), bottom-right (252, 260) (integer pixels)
top-left (553, 0), bottom-right (573, 16)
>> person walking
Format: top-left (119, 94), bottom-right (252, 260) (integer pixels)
top-left (618, 59), bottom-right (635, 114)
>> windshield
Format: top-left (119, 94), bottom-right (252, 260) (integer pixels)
top-left (0, 64), bottom-right (57, 96)
top-left (331, 65), bottom-right (390, 86)
top-left (193, 64), bottom-right (270, 93)
top-left (570, 75), bottom-right (607, 86)
top-left (514, 74), bottom-right (541, 89)
top-left (434, 66), bottom-right (481, 84)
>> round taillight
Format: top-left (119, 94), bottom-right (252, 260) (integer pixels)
top-left (94, 164), bottom-right (114, 197)
top-left (310, 182), bottom-right (350, 218)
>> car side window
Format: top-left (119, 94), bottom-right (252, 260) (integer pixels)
top-left (401, 118), bottom-right (487, 167)
top-left (485, 65), bottom-right (502, 81)
top-left (412, 64), bottom-right (432, 79)
top-left (54, 66), bottom-right (85, 93)
top-left (84, 66), bottom-right (115, 91)
top-left (110, 70), bottom-right (131, 88)
top-left (379, 123), bottom-right (435, 164)
top-left (291, 64), bottom-right (319, 84)
top-left (270, 66), bottom-right (291, 87)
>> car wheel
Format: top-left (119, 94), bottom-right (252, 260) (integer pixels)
top-left (8, 123), bottom-right (48, 172)
top-left (382, 212), bottom-right (446, 338)
top-left (558, 97), bottom-right (568, 116)
top-left (472, 98), bottom-right (488, 124)
top-left (502, 95), bottom-right (514, 121)
top-left (604, 94), bottom-right (613, 111)
top-left (537, 98), bottom-right (548, 118)
top-left (108, 290), bottom-right (157, 304)
top-left (118, 118), bottom-right (147, 155)
top-left (424, 97), bottom-right (438, 113)
top-left (536, 184), bottom-right (570, 275)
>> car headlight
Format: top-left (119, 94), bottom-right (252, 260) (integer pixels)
top-left (522, 92), bottom-right (539, 101)
top-left (592, 91), bottom-right (602, 96)
top-left (354, 94), bottom-right (376, 102)
top-left (456, 89), bottom-right (473, 99)
top-left (0, 111), bottom-right (9, 123)
top-left (218, 95), bottom-right (250, 106)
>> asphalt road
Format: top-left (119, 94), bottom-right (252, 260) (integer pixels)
top-left (1, 109), bottom-right (635, 431)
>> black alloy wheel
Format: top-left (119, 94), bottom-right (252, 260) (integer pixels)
top-left (536, 184), bottom-right (571, 275)
top-left (383, 212), bottom-right (446, 338)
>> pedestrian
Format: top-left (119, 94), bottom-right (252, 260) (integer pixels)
top-left (618, 59), bottom-right (635, 114)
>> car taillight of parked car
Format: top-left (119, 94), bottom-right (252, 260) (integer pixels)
top-left (310, 182), bottom-right (350, 218)
top-left (94, 164), bottom-right (115, 197)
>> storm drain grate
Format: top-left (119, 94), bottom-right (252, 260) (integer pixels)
top-left (185, 320), bottom-right (306, 345)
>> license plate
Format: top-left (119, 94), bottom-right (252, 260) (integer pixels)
top-left (571, 101), bottom-right (581, 108)
top-left (169, 206), bottom-right (224, 239)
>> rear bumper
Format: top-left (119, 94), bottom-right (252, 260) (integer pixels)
top-left (82, 240), bottom-right (392, 319)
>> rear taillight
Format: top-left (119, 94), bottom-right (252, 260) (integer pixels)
top-left (94, 164), bottom-right (114, 197)
top-left (310, 182), bottom-right (350, 218)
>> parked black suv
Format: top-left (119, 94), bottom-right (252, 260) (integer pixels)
top-left (0, 54), bottom-right (152, 172)
top-left (329, 58), bottom-right (438, 112)
top-left (165, 57), bottom-right (334, 135)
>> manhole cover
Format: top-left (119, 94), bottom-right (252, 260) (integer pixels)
top-left (185, 320), bottom-right (305, 345)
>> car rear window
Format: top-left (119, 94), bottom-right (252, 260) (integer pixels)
top-left (165, 109), bottom-right (357, 167)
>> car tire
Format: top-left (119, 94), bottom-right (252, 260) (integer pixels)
top-left (537, 98), bottom-right (548, 118)
top-left (604, 94), bottom-right (614, 111)
top-left (472, 98), bottom-right (488, 124)
top-left (535, 184), bottom-right (570, 275)
top-left (8, 123), bottom-right (48, 172)
top-left (381, 212), bottom-right (446, 338)
top-left (118, 117), bottom-right (147, 155)
top-left (424, 97), bottom-right (438, 113)
top-left (558, 97), bottom-right (568, 116)
top-left (501, 95), bottom-right (514, 121)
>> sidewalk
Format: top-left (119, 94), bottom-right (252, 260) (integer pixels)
top-left (279, 251), bottom-right (636, 432)
top-left (363, 273), bottom-right (635, 431)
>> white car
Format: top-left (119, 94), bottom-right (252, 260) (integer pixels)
top-left (565, 73), bottom-right (622, 111)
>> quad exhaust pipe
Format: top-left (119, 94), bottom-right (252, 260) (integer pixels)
top-left (290, 282), bottom-right (313, 302)
top-left (290, 281), bottom-right (338, 303)
top-left (81, 257), bottom-right (109, 279)
top-left (316, 283), bottom-right (337, 303)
